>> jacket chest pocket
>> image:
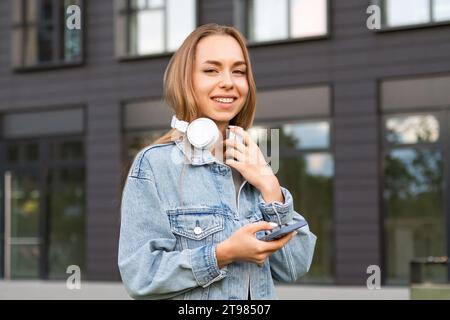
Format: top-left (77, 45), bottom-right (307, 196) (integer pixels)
top-left (167, 207), bottom-right (225, 250)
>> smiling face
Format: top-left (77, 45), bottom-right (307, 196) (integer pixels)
top-left (192, 35), bottom-right (249, 134)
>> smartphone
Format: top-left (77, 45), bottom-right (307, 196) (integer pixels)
top-left (259, 220), bottom-right (308, 241)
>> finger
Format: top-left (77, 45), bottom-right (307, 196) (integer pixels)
top-left (224, 138), bottom-right (246, 154)
top-left (225, 158), bottom-right (244, 171)
top-left (244, 221), bottom-right (278, 234)
top-left (262, 231), bottom-right (297, 252)
top-left (224, 147), bottom-right (245, 162)
top-left (231, 126), bottom-right (254, 147)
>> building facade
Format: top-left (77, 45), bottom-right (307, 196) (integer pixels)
top-left (0, 0), bottom-right (449, 285)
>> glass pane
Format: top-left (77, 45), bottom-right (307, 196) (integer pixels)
top-left (125, 130), bottom-right (167, 163)
top-left (282, 122), bottom-right (330, 149)
top-left (130, 0), bottom-right (149, 9)
top-left (386, 115), bottom-right (439, 144)
top-left (12, 0), bottom-right (23, 24)
top-left (290, 0), bottom-right (327, 38)
top-left (50, 141), bottom-right (84, 161)
top-left (277, 154), bottom-right (334, 283)
top-left (248, 0), bottom-right (288, 42)
top-left (11, 244), bottom-right (40, 278)
top-left (384, 148), bottom-right (445, 284)
top-left (24, 26), bottom-right (38, 66)
top-left (12, 28), bottom-right (24, 67)
top-left (433, 0), bottom-right (450, 21)
top-left (151, 0), bottom-right (164, 7)
top-left (47, 167), bottom-right (85, 279)
top-left (40, 0), bottom-right (54, 22)
top-left (129, 10), bottom-right (164, 55)
top-left (7, 143), bottom-right (39, 164)
top-left (37, 25), bottom-right (54, 62)
top-left (167, 0), bottom-right (196, 51)
top-left (130, 0), bottom-right (163, 9)
top-left (63, 0), bottom-right (82, 62)
top-left (385, 0), bottom-right (430, 27)
top-left (11, 173), bottom-right (40, 238)
top-left (26, 0), bottom-right (39, 24)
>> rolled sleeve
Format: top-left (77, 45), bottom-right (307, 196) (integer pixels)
top-left (190, 244), bottom-right (228, 288)
top-left (258, 186), bottom-right (294, 225)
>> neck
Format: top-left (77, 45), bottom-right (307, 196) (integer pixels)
top-left (216, 121), bottom-right (229, 141)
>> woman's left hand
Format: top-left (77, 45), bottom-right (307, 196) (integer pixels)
top-left (224, 126), bottom-right (284, 203)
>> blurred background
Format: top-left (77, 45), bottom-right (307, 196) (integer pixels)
top-left (0, 0), bottom-right (449, 299)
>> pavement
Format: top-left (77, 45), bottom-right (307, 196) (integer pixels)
top-left (0, 281), bottom-right (410, 300)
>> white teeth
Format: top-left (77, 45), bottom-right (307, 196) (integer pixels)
top-left (213, 97), bottom-right (234, 103)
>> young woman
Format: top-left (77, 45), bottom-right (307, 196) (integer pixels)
top-left (118, 23), bottom-right (316, 300)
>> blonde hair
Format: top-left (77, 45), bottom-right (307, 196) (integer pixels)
top-left (152, 23), bottom-right (257, 145)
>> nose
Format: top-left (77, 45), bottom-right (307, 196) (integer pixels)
top-left (219, 71), bottom-right (234, 89)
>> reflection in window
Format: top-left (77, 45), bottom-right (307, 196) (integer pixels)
top-left (10, 174), bottom-right (41, 279)
top-left (12, 0), bottom-right (83, 68)
top-left (250, 121), bottom-right (334, 283)
top-left (283, 121), bottom-right (330, 149)
top-left (278, 153), bottom-right (334, 283)
top-left (386, 115), bottom-right (439, 144)
top-left (11, 245), bottom-right (40, 278)
top-left (384, 0), bottom-right (450, 27)
top-left (246, 0), bottom-right (327, 42)
top-left (47, 167), bottom-right (85, 279)
top-left (248, 0), bottom-right (288, 42)
top-left (385, 0), bottom-right (429, 27)
top-left (7, 143), bottom-right (39, 164)
top-left (11, 175), bottom-right (40, 239)
top-left (124, 130), bottom-right (167, 164)
top-left (434, 0), bottom-right (450, 21)
top-left (50, 141), bottom-right (84, 161)
top-left (117, 0), bottom-right (196, 56)
top-left (384, 148), bottom-right (446, 284)
top-left (249, 122), bottom-right (330, 151)
top-left (290, 0), bottom-right (328, 38)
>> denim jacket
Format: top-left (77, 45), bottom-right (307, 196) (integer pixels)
top-left (118, 135), bottom-right (317, 300)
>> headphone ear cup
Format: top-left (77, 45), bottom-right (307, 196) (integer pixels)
top-left (186, 118), bottom-right (220, 149)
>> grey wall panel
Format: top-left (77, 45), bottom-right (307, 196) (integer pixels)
top-left (255, 86), bottom-right (330, 121)
top-left (382, 74), bottom-right (450, 110)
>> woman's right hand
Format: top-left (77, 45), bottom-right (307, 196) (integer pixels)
top-left (215, 221), bottom-right (297, 268)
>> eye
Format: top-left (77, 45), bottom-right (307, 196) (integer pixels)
top-left (233, 70), bottom-right (246, 75)
top-left (204, 69), bottom-right (218, 73)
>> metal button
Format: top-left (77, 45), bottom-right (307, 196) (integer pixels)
top-left (193, 227), bottom-right (202, 235)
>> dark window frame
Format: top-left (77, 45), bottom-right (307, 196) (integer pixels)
top-left (12, 0), bottom-right (85, 72)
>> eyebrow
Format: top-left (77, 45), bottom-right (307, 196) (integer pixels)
top-left (202, 60), bottom-right (247, 67)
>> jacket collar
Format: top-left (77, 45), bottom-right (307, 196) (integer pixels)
top-left (174, 134), bottom-right (224, 166)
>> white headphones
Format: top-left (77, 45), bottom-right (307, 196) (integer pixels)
top-left (171, 115), bottom-right (220, 150)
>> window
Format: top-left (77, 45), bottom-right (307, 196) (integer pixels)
top-left (0, 109), bottom-right (85, 279)
top-left (122, 99), bottom-right (173, 175)
top-left (116, 0), bottom-right (196, 57)
top-left (383, 113), bottom-right (446, 284)
top-left (249, 120), bottom-right (334, 283)
top-left (382, 0), bottom-right (450, 28)
top-left (236, 0), bottom-right (328, 43)
top-left (12, 0), bottom-right (83, 69)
